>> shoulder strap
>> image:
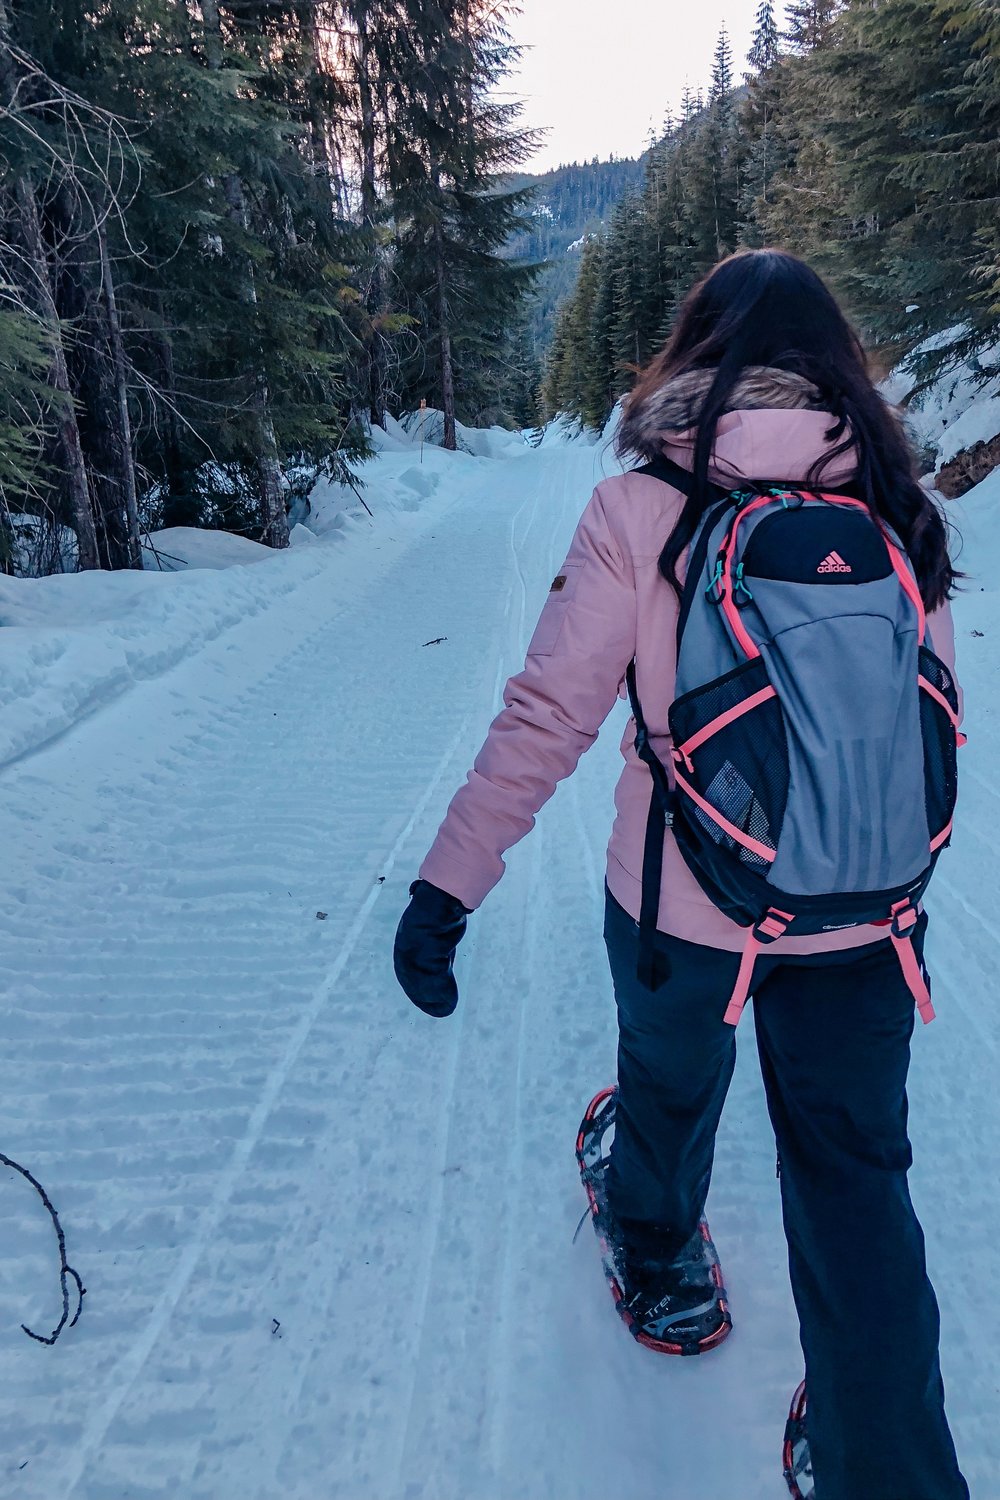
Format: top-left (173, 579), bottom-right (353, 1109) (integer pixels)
top-left (633, 456), bottom-right (702, 496)
top-left (624, 660), bottom-right (675, 990)
top-left (631, 459), bottom-right (736, 650)
top-left (624, 461), bottom-right (735, 988)
top-left (675, 495), bottom-right (738, 650)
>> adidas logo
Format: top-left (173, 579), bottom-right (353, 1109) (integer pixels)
top-left (817, 550), bottom-right (852, 574)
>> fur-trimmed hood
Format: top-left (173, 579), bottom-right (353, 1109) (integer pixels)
top-left (617, 365), bottom-right (830, 461)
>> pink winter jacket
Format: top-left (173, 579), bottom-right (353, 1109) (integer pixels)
top-left (419, 408), bottom-right (959, 955)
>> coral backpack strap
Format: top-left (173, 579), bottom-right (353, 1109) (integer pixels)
top-left (889, 900), bottom-right (936, 1024)
top-left (723, 908), bottom-right (794, 1026)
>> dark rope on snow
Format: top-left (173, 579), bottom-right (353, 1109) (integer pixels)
top-left (0, 1153), bottom-right (85, 1345)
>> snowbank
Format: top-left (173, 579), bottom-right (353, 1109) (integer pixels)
top-left (536, 413), bottom-right (600, 448)
top-left (0, 439), bottom-right (492, 772)
top-left (142, 527), bottom-right (273, 571)
top-left (0, 547), bottom-right (338, 770)
top-left (398, 407), bottom-right (529, 459)
top-left (948, 465), bottom-right (1000, 612)
top-left (884, 333), bottom-right (1000, 472)
top-left (936, 391), bottom-right (1000, 468)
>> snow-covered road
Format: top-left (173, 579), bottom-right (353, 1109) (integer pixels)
top-left (0, 438), bottom-right (996, 1498)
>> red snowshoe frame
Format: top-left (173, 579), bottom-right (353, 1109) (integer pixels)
top-left (575, 1086), bottom-right (732, 1356)
top-left (783, 1380), bottom-right (814, 1499)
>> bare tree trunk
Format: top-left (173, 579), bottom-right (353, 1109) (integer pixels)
top-left (434, 219), bottom-right (457, 451)
top-left (201, 0), bottom-right (289, 548)
top-left (98, 220), bottom-right (142, 568)
top-left (301, 2), bottom-right (337, 199)
top-left (52, 179), bottom-right (139, 571)
top-left (158, 314), bottom-right (191, 526)
top-left (13, 180), bottom-right (100, 570)
top-left (356, 20), bottom-right (388, 429)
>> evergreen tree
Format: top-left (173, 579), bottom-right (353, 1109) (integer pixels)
top-left (749, 0), bottom-right (780, 72)
top-left (784, 0), bottom-right (839, 53)
top-left (753, 4), bottom-right (848, 263)
top-left (551, 0), bottom-right (1000, 426)
top-left (388, 0), bottom-right (540, 448)
top-left (922, 0), bottom-right (1000, 349)
top-left (707, 26), bottom-right (741, 256)
top-left (541, 235), bottom-right (607, 424)
top-left (0, 307), bottom-right (57, 571)
top-left (607, 192), bottom-right (653, 377)
top-left (0, 0), bottom-right (140, 568)
top-left (0, 0), bottom-right (545, 570)
top-left (739, 0), bottom-right (786, 244)
top-left (806, 0), bottom-right (986, 356)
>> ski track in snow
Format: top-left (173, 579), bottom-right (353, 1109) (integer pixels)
top-left (0, 442), bottom-right (997, 1499)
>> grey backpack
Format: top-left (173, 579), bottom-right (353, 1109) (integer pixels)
top-left (627, 458), bottom-right (962, 1024)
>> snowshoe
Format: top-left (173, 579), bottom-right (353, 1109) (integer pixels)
top-left (783, 1381), bottom-right (815, 1499)
top-left (575, 1085), bottom-right (732, 1355)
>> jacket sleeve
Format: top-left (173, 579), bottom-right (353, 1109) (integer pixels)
top-left (418, 483), bottom-right (637, 909)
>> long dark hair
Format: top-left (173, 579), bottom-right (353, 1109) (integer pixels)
top-left (616, 249), bottom-right (957, 611)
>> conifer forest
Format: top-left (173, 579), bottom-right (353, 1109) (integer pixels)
top-left (3, 0), bottom-right (1000, 573)
top-left (0, 0), bottom-right (540, 569)
top-left (542, 0), bottom-right (1000, 436)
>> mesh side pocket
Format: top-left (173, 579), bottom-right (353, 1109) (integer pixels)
top-left (918, 646), bottom-right (959, 845)
top-left (669, 658), bottom-right (789, 871)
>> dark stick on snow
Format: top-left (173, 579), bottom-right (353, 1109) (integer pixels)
top-left (0, 1153), bottom-right (85, 1344)
top-left (344, 477), bottom-right (374, 518)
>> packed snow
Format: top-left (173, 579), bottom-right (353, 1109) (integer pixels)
top-left (0, 420), bottom-right (996, 1499)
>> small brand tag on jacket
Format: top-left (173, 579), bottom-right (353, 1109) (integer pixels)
top-left (550, 574), bottom-right (567, 592)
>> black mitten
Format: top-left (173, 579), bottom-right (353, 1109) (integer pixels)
top-left (393, 880), bottom-right (471, 1018)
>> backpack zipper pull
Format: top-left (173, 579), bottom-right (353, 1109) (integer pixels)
top-left (705, 559), bottom-right (726, 603)
top-left (734, 563), bottom-right (754, 605)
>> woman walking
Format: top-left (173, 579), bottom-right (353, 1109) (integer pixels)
top-left (394, 249), bottom-right (969, 1499)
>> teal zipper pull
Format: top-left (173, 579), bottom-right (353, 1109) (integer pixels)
top-left (734, 562), bottom-right (754, 604)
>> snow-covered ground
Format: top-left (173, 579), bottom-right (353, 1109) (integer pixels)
top-left (0, 427), bottom-right (997, 1499)
top-left (882, 332), bottom-right (1000, 472)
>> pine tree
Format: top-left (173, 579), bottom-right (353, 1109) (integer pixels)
top-left (606, 193), bottom-right (652, 377)
top-left (388, 0), bottom-right (540, 448)
top-left (540, 234), bottom-right (618, 427)
top-left (739, 0), bottom-right (785, 245)
top-left (0, 307), bottom-right (58, 571)
top-left (926, 0), bottom-right (1000, 346)
top-left (749, 0), bottom-right (780, 72)
top-left (676, 31), bottom-right (740, 265)
top-left (783, 0), bottom-right (839, 53)
top-left (708, 26), bottom-right (740, 255)
top-left (752, 0), bottom-right (848, 264)
top-left (804, 0), bottom-right (986, 355)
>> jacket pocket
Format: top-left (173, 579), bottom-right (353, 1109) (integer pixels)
top-left (526, 561), bottom-right (584, 657)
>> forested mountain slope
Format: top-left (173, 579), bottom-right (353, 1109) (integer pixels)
top-left (508, 156), bottom-right (645, 347)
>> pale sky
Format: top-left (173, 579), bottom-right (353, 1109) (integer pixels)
top-left (507, 1), bottom-right (760, 173)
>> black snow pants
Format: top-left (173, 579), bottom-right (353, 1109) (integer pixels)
top-left (603, 888), bottom-right (968, 1500)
